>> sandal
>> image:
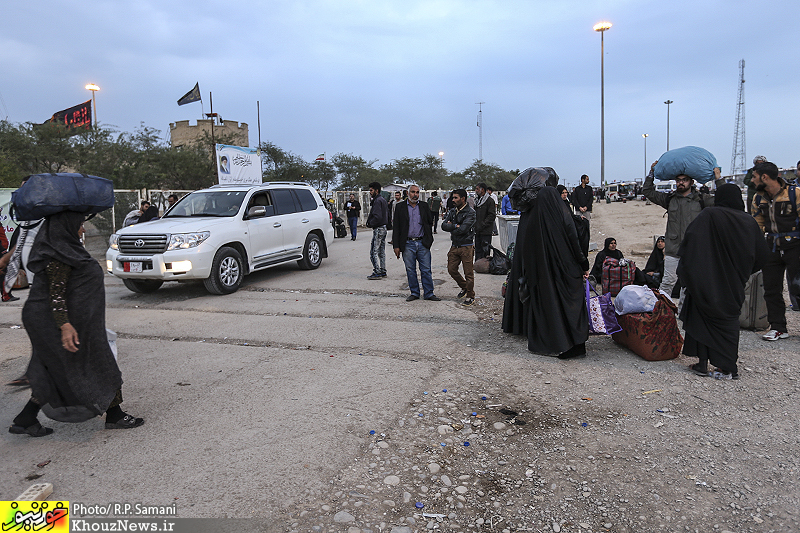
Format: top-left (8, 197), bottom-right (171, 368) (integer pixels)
top-left (689, 363), bottom-right (708, 377)
top-left (105, 415), bottom-right (145, 429)
top-left (9, 422), bottom-right (54, 437)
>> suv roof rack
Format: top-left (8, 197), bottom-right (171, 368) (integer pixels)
top-left (207, 182), bottom-right (311, 189)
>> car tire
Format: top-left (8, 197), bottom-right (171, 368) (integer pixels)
top-left (204, 246), bottom-right (244, 295)
top-left (297, 233), bottom-right (323, 270)
top-left (122, 279), bottom-right (164, 293)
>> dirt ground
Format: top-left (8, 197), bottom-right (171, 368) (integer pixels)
top-left (287, 198), bottom-right (800, 533)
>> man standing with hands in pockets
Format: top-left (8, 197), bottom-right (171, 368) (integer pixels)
top-left (393, 185), bottom-right (440, 301)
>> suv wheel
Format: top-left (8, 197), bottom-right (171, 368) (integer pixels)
top-left (204, 246), bottom-right (244, 294)
top-left (122, 279), bottom-right (164, 293)
top-left (297, 233), bottom-right (323, 270)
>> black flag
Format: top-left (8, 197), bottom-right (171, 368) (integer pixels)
top-left (177, 83), bottom-right (201, 106)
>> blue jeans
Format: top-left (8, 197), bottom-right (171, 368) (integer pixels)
top-left (403, 240), bottom-right (434, 298)
top-left (370, 226), bottom-right (387, 275)
top-left (348, 216), bottom-right (358, 239)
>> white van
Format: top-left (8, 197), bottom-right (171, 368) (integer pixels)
top-left (655, 180), bottom-right (677, 194)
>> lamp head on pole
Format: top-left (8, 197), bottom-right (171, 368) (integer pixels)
top-left (642, 133), bottom-right (649, 139)
top-left (85, 83), bottom-right (100, 92)
top-left (593, 21), bottom-right (612, 32)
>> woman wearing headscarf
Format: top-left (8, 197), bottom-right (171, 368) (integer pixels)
top-left (643, 236), bottom-right (666, 289)
top-left (502, 168), bottom-right (590, 359)
top-left (677, 184), bottom-right (769, 379)
top-left (9, 211), bottom-right (143, 437)
top-left (589, 237), bottom-right (624, 283)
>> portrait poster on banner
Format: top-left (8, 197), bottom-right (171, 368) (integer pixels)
top-left (215, 144), bottom-right (262, 185)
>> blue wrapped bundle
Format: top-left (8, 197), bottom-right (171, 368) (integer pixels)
top-left (654, 146), bottom-right (718, 184)
top-left (11, 173), bottom-right (114, 221)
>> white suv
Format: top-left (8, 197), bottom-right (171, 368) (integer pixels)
top-left (107, 182), bottom-right (334, 295)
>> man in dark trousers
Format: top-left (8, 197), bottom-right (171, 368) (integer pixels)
top-left (473, 182), bottom-right (496, 260)
top-left (428, 191), bottom-right (442, 234)
top-left (393, 185), bottom-right (440, 301)
top-left (571, 174), bottom-right (593, 223)
top-left (441, 189), bottom-right (477, 306)
top-left (366, 182), bottom-right (389, 280)
top-left (345, 193), bottom-right (361, 241)
top-left (751, 161), bottom-right (800, 340)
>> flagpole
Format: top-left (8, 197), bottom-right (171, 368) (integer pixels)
top-left (210, 92), bottom-right (216, 179)
top-left (257, 100), bottom-right (262, 149)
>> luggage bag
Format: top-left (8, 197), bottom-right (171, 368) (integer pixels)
top-left (602, 257), bottom-right (636, 297)
top-left (11, 173), bottom-right (114, 221)
top-left (739, 271), bottom-right (768, 330)
top-left (612, 290), bottom-right (683, 361)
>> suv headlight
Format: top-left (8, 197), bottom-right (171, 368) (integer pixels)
top-left (109, 234), bottom-right (120, 250)
top-left (167, 232), bottom-right (211, 251)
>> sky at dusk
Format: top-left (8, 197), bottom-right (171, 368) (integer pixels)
top-left (3, 0), bottom-right (799, 188)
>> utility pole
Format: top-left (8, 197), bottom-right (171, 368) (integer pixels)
top-left (476, 102), bottom-right (485, 162)
top-left (664, 100), bottom-right (673, 151)
top-left (730, 59), bottom-right (746, 177)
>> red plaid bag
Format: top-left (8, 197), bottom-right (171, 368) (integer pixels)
top-left (601, 257), bottom-right (636, 297)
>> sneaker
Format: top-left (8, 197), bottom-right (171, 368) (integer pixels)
top-left (367, 273), bottom-right (383, 280)
top-left (709, 371), bottom-right (732, 380)
top-left (462, 298), bottom-right (475, 307)
top-left (380, 272), bottom-right (387, 277)
top-left (762, 330), bottom-right (789, 341)
top-left (457, 290), bottom-right (467, 299)
top-left (425, 295), bottom-right (442, 301)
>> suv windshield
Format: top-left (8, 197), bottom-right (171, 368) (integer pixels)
top-left (164, 191), bottom-right (248, 217)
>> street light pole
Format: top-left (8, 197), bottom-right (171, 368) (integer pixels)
top-left (664, 100), bottom-right (673, 151)
top-left (594, 21), bottom-right (612, 189)
top-left (85, 83), bottom-right (100, 128)
top-left (642, 133), bottom-right (649, 177)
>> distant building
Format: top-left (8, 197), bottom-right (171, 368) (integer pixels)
top-left (169, 119), bottom-right (249, 149)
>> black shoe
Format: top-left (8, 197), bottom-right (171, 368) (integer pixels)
top-left (105, 414), bottom-right (145, 429)
top-left (558, 344), bottom-right (587, 359)
top-left (462, 298), bottom-right (475, 306)
top-left (457, 290), bottom-right (467, 299)
top-left (2, 295), bottom-right (20, 302)
top-left (380, 272), bottom-right (387, 277)
top-left (9, 421), bottom-right (53, 437)
top-left (367, 273), bottom-right (382, 280)
top-left (425, 295), bottom-right (442, 301)
top-left (406, 295), bottom-right (419, 301)
top-left (690, 363), bottom-right (709, 377)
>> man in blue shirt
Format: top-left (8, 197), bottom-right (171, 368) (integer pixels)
top-left (392, 185), bottom-right (440, 301)
top-left (501, 194), bottom-right (518, 215)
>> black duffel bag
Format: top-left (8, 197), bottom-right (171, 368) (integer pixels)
top-left (489, 246), bottom-right (510, 275)
top-left (11, 173), bottom-right (115, 221)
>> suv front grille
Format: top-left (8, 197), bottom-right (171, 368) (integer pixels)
top-left (119, 234), bottom-right (169, 255)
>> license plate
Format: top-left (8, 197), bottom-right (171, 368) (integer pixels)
top-left (124, 262), bottom-right (143, 273)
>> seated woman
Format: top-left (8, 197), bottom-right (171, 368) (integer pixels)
top-left (643, 236), bottom-right (665, 289)
top-left (589, 237), bottom-right (623, 283)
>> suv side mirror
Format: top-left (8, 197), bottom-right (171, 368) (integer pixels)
top-left (247, 205), bottom-right (267, 218)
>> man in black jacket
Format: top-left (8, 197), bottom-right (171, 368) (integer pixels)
top-left (571, 174), bottom-right (593, 222)
top-left (473, 182), bottom-right (496, 260)
top-left (345, 193), bottom-right (361, 241)
top-left (392, 185), bottom-right (440, 301)
top-left (442, 189), bottom-right (477, 306)
top-left (366, 182), bottom-right (389, 280)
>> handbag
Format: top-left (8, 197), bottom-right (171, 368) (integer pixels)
top-left (12, 270), bottom-right (28, 290)
top-left (586, 279), bottom-right (622, 335)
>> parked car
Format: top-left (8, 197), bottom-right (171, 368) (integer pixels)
top-left (107, 182), bottom-right (334, 295)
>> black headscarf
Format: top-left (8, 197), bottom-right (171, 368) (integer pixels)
top-left (677, 187), bottom-right (769, 368)
top-left (590, 237), bottom-right (624, 280)
top-left (714, 183), bottom-right (745, 211)
top-left (644, 236), bottom-right (665, 276)
top-left (502, 187), bottom-right (589, 355)
top-left (27, 211), bottom-right (94, 274)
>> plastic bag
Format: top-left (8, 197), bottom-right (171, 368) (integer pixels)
top-left (653, 146), bottom-right (718, 184)
top-left (11, 173), bottom-right (115, 221)
top-left (489, 246), bottom-right (510, 275)
top-left (614, 285), bottom-right (657, 315)
top-left (507, 167), bottom-right (559, 212)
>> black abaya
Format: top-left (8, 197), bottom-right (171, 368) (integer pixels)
top-left (24, 211), bottom-right (122, 422)
top-left (677, 185), bottom-right (769, 373)
top-left (502, 187), bottom-right (590, 355)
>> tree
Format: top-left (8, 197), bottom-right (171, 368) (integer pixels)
top-left (453, 159), bottom-right (517, 191)
top-left (332, 153), bottom-right (378, 190)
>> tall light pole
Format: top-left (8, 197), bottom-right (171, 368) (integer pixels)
top-left (438, 151), bottom-right (444, 166)
top-left (594, 21), bottom-right (612, 189)
top-left (85, 83), bottom-right (100, 128)
top-left (642, 133), bottom-right (649, 177)
top-left (664, 100), bottom-right (673, 151)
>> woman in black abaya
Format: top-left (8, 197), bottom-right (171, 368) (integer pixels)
top-left (503, 176), bottom-right (590, 359)
top-left (9, 211), bottom-right (143, 437)
top-left (677, 184), bottom-right (769, 379)
top-left (589, 237), bottom-right (624, 282)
